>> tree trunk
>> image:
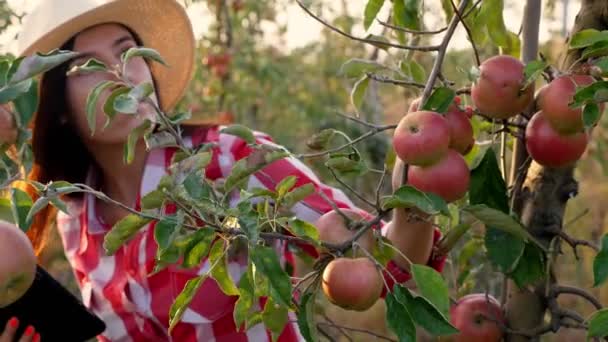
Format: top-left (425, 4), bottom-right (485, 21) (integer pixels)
top-left (506, 1), bottom-right (608, 341)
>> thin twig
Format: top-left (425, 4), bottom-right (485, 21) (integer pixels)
top-left (295, 0), bottom-right (440, 52)
top-left (551, 285), bottom-right (603, 310)
top-left (320, 314), bottom-right (354, 342)
top-left (366, 73), bottom-right (427, 89)
top-left (450, 0), bottom-right (480, 66)
top-left (297, 125), bottom-right (396, 159)
top-left (327, 167), bottom-right (376, 209)
top-left (419, 0), bottom-right (470, 104)
top-left (377, 20), bottom-right (448, 34)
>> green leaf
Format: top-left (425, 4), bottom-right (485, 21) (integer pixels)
top-left (485, 228), bottom-right (525, 273)
top-left (404, 60), bottom-right (426, 84)
top-left (236, 203), bottom-right (260, 243)
top-left (209, 239), bottom-right (240, 296)
top-left (67, 58), bottom-right (107, 76)
top-left (587, 308), bottom-right (608, 339)
top-left (382, 185), bottom-right (450, 216)
top-left (182, 229), bottom-right (216, 268)
top-left (144, 131), bottom-right (178, 150)
top-left (169, 274), bottom-right (207, 333)
top-left (276, 176), bottom-right (297, 199)
top-left (10, 188), bottom-right (33, 232)
top-left (224, 150), bottom-right (290, 193)
top-left (583, 103), bottom-right (601, 130)
top-left (569, 29), bottom-right (608, 49)
top-left (286, 218), bottom-right (320, 242)
top-left (282, 183), bottom-right (315, 209)
top-left (571, 81), bottom-right (608, 108)
top-left (262, 297), bottom-right (289, 342)
top-left (13, 78), bottom-right (38, 127)
top-left (393, 0), bottom-right (420, 30)
top-left (296, 292), bottom-right (319, 342)
top-left (124, 121), bottom-right (152, 164)
top-left (129, 81), bottom-right (154, 101)
top-left (482, 0), bottom-right (510, 48)
top-left (251, 245), bottom-right (293, 309)
top-left (183, 173), bottom-right (212, 202)
top-left (411, 264), bottom-right (451, 316)
top-left (463, 205), bottom-right (530, 241)
top-left (113, 94), bottom-right (139, 114)
top-left (0, 79), bottom-right (32, 104)
top-left (10, 50), bottom-right (79, 84)
top-left (351, 75), bottom-right (370, 113)
top-left (234, 263), bottom-right (255, 331)
top-left (122, 47), bottom-right (167, 66)
top-left (581, 40), bottom-right (608, 60)
top-left (420, 87), bottom-right (456, 113)
top-left (0, 198), bottom-right (15, 223)
top-left (395, 285), bottom-right (458, 336)
top-left (170, 151), bottom-right (212, 184)
top-left (325, 156), bottom-right (367, 176)
top-left (221, 124), bottom-right (256, 144)
top-left (102, 86), bottom-right (129, 122)
top-left (372, 237), bottom-right (396, 267)
top-left (339, 58), bottom-right (385, 78)
top-left (510, 243), bottom-right (546, 288)
top-left (103, 214), bottom-right (152, 255)
top-left (154, 219), bottom-right (178, 250)
top-left (25, 197), bottom-right (49, 228)
top-left (306, 129), bottom-right (335, 151)
top-left (469, 148), bottom-right (509, 213)
top-left (49, 197), bottom-right (69, 215)
top-left (386, 290), bottom-right (416, 342)
top-left (141, 190), bottom-right (165, 210)
top-left (593, 234), bottom-right (608, 287)
top-left (364, 0), bottom-right (385, 30)
top-left (593, 56), bottom-right (608, 76)
top-left (86, 81), bottom-right (117, 134)
top-left (522, 60), bottom-right (547, 89)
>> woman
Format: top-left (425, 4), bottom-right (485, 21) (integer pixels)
top-left (4, 0), bottom-right (446, 341)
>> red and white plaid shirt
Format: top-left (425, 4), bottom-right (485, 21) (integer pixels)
top-left (55, 125), bottom-right (446, 342)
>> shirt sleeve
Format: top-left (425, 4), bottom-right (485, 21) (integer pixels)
top-left (222, 128), bottom-right (447, 296)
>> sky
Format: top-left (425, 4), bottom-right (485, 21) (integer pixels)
top-left (0, 0), bottom-right (582, 55)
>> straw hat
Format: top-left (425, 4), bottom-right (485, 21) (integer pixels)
top-left (16, 0), bottom-right (195, 115)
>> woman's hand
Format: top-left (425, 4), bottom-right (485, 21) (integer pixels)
top-left (0, 105), bottom-right (18, 145)
top-left (0, 317), bottom-right (40, 342)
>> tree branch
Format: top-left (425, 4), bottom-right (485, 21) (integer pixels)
top-left (419, 0), bottom-right (470, 105)
top-left (551, 285), bottom-right (603, 310)
top-left (295, 0), bottom-right (440, 52)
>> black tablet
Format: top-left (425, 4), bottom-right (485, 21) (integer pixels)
top-left (0, 266), bottom-right (106, 341)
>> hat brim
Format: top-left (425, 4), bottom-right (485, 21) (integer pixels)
top-left (19, 0), bottom-right (195, 114)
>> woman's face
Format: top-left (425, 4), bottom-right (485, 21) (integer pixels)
top-left (66, 23), bottom-right (158, 145)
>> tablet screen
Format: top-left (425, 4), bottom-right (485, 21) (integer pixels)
top-left (0, 266), bottom-right (106, 341)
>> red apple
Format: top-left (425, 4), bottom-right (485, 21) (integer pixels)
top-left (446, 294), bottom-right (505, 342)
top-left (393, 111), bottom-right (451, 166)
top-left (407, 149), bottom-right (470, 203)
top-left (445, 107), bottom-right (474, 155)
top-left (538, 74), bottom-right (600, 134)
top-left (322, 257), bottom-right (383, 311)
top-left (525, 111), bottom-right (588, 168)
top-left (471, 55), bottom-right (534, 119)
top-left (407, 97), bottom-right (474, 155)
top-left (315, 209), bottom-right (375, 256)
top-left (0, 221), bottom-right (36, 308)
